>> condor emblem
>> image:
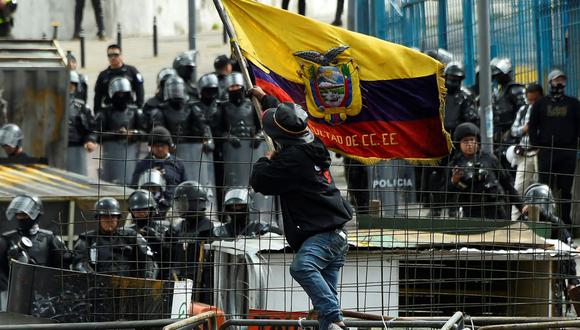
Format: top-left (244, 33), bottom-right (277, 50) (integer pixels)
top-left (294, 45), bottom-right (362, 125)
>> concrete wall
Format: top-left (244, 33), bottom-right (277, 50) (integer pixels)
top-left (13, 0), bottom-right (344, 40)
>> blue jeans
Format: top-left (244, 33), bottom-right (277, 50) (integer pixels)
top-left (290, 229), bottom-right (348, 330)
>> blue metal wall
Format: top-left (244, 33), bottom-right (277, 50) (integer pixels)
top-left (352, 0), bottom-right (580, 96)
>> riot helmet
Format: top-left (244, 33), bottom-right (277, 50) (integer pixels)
top-left (156, 67), bottom-right (177, 93)
top-left (173, 181), bottom-right (208, 217)
top-left (223, 188), bottom-right (251, 233)
top-left (263, 102), bottom-right (314, 146)
top-left (94, 197), bottom-right (122, 217)
top-left (225, 72), bottom-right (246, 104)
top-left (0, 123), bottom-right (23, 148)
top-left (198, 73), bottom-right (219, 102)
top-left (444, 62), bottom-right (465, 93)
top-left (128, 189), bottom-right (158, 226)
top-left (163, 76), bottom-right (188, 109)
top-left (138, 168), bottom-right (167, 199)
top-left (173, 50), bottom-right (197, 82)
top-left (523, 183), bottom-right (555, 215)
top-left (95, 197), bottom-right (122, 234)
top-left (490, 57), bottom-right (513, 85)
top-left (6, 195), bottom-right (43, 234)
top-left (108, 76), bottom-right (133, 108)
top-left (424, 48), bottom-right (454, 65)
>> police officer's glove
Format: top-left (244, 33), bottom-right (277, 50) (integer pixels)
top-left (252, 132), bottom-right (264, 149)
top-left (228, 136), bottom-right (241, 148)
top-left (203, 139), bottom-right (215, 153)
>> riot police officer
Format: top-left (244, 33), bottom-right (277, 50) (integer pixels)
top-left (0, 195), bottom-right (70, 292)
top-left (127, 189), bottom-right (172, 278)
top-left (0, 0), bottom-right (17, 38)
top-left (215, 188), bottom-right (282, 238)
top-left (73, 197), bottom-right (159, 279)
top-left (443, 62), bottom-right (479, 136)
top-left (94, 44), bottom-right (144, 113)
top-left (170, 181), bottom-right (214, 302)
top-left (449, 123), bottom-right (522, 219)
top-left (490, 57), bottom-right (526, 154)
top-left (143, 68), bottom-right (177, 122)
top-left (173, 51), bottom-right (198, 99)
top-left (68, 71), bottom-right (97, 176)
top-left (96, 76), bottom-right (143, 185)
top-left (220, 72), bottom-right (265, 188)
top-left (132, 126), bottom-right (187, 205)
top-left (0, 123), bottom-right (29, 161)
top-left (149, 76), bottom-right (215, 200)
top-left (67, 52), bottom-right (89, 104)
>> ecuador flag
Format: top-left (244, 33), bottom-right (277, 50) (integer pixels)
top-left (222, 0), bottom-right (451, 163)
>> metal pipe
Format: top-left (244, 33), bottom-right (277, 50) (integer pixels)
top-left (153, 16), bottom-right (158, 57)
top-left (0, 318), bottom-right (180, 330)
top-left (163, 311), bottom-right (216, 330)
top-left (441, 312), bottom-right (464, 330)
top-left (477, 0), bottom-right (493, 154)
top-left (66, 200), bottom-right (75, 250)
top-left (116, 23), bottom-right (122, 49)
top-left (478, 320), bottom-right (580, 330)
top-left (80, 31), bottom-right (86, 68)
top-left (188, 0), bottom-right (196, 50)
top-left (52, 24), bottom-right (59, 40)
top-left (218, 319), bottom-right (451, 330)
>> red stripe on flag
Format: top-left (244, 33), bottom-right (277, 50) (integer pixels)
top-left (255, 77), bottom-right (295, 103)
top-left (308, 117), bottom-right (450, 159)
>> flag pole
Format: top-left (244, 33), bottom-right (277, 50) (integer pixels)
top-left (212, 0), bottom-right (275, 151)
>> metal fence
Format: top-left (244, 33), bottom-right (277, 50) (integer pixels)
top-left (352, 0), bottom-right (580, 96)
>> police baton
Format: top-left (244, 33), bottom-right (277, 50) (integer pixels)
top-left (212, 0), bottom-right (275, 153)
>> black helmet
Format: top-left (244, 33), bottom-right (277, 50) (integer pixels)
top-left (262, 102), bottom-right (314, 146)
top-left (0, 123), bottom-right (23, 148)
top-left (157, 67), bottom-right (177, 88)
top-left (444, 62), bottom-right (465, 79)
top-left (173, 50), bottom-right (197, 82)
top-left (6, 195), bottom-right (43, 221)
top-left (453, 122), bottom-right (479, 142)
top-left (148, 126), bottom-right (174, 147)
top-left (94, 197), bottom-right (122, 217)
top-left (128, 189), bottom-right (158, 211)
top-left (173, 181), bottom-right (208, 215)
top-left (523, 183), bottom-right (555, 214)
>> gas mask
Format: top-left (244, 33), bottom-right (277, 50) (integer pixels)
top-left (445, 79), bottom-right (462, 93)
top-left (169, 99), bottom-right (185, 110)
top-left (550, 83), bottom-right (566, 99)
top-left (18, 217), bottom-right (37, 234)
top-left (112, 93), bottom-right (131, 109)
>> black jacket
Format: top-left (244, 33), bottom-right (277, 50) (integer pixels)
top-left (529, 95), bottom-right (580, 149)
top-left (250, 138), bottom-right (352, 250)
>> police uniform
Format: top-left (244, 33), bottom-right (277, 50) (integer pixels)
top-left (94, 64), bottom-right (144, 113)
top-left (67, 97), bottom-right (96, 175)
top-left (73, 227), bottom-right (158, 279)
top-left (0, 0), bottom-right (16, 38)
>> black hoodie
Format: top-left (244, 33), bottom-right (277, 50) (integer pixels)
top-left (250, 135), bottom-right (352, 250)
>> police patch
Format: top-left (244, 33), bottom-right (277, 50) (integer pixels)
top-left (294, 45), bottom-right (362, 125)
top-left (136, 73), bottom-right (143, 83)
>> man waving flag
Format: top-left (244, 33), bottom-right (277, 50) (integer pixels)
top-left (221, 0), bottom-right (451, 163)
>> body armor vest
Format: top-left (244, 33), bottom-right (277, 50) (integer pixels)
top-left (222, 99), bottom-right (257, 137)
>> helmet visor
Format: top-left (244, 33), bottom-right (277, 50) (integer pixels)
top-left (174, 195), bottom-right (207, 215)
top-left (0, 128), bottom-right (20, 148)
top-left (6, 196), bottom-right (40, 221)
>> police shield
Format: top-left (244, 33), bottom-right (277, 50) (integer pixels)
top-left (222, 139), bottom-right (277, 223)
top-left (100, 140), bottom-right (138, 186)
top-left (174, 142), bottom-right (218, 218)
top-left (369, 159), bottom-right (416, 216)
top-left (66, 146), bottom-right (88, 176)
